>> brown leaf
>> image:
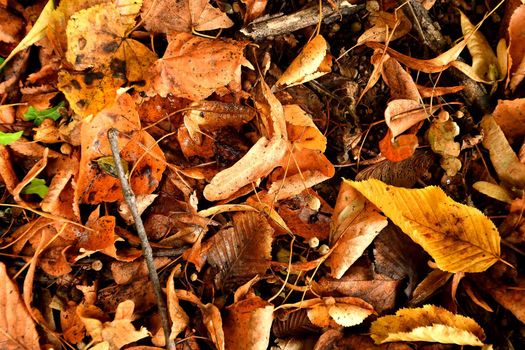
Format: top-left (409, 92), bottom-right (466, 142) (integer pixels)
top-left (141, 0), bottom-right (233, 34)
top-left (384, 99), bottom-right (439, 139)
top-left (75, 94), bottom-right (166, 204)
top-left (408, 269), bottom-right (453, 306)
top-left (0, 261), bottom-right (40, 350)
top-left (167, 267), bottom-right (189, 340)
top-left (492, 98), bottom-right (525, 143)
top-left (202, 212), bottom-right (273, 290)
top-left (152, 33), bottom-right (251, 101)
top-left (379, 130), bottom-right (419, 162)
top-left (327, 181), bottom-right (388, 279)
top-left (480, 275), bottom-right (525, 323)
top-left (61, 301), bottom-right (86, 344)
top-left (481, 115), bottom-right (525, 189)
top-left (242, 0), bottom-right (267, 24)
top-left (381, 57), bottom-right (420, 101)
top-left (275, 35), bottom-right (332, 89)
top-left (508, 4), bottom-right (525, 91)
top-left (357, 10), bottom-right (412, 45)
top-left (223, 295), bottom-right (274, 350)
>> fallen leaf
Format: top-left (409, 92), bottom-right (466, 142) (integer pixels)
top-left (200, 212), bottom-right (273, 290)
top-left (242, 0), bottom-right (267, 24)
top-left (0, 0), bottom-right (54, 70)
top-left (370, 304), bottom-right (486, 346)
top-left (508, 4), bottom-right (525, 91)
top-left (381, 56), bottom-right (420, 101)
top-left (152, 32), bottom-right (251, 101)
top-left (480, 275), bottom-right (525, 323)
top-left (491, 98), bottom-right (525, 143)
top-left (347, 179), bottom-right (501, 273)
top-left (281, 296), bottom-right (374, 328)
top-left (379, 131), bottom-right (418, 162)
top-left (203, 136), bottom-right (288, 201)
top-left (481, 115), bottom-right (525, 189)
top-left (357, 10), bottom-right (412, 45)
top-left (327, 181), bottom-right (388, 279)
top-left (473, 181), bottom-right (514, 203)
top-left (460, 11), bottom-right (500, 82)
top-left (275, 35), bottom-right (332, 89)
top-left (166, 267), bottom-right (189, 340)
top-left (141, 0), bottom-right (233, 33)
top-left (223, 295), bottom-right (274, 350)
top-left (78, 300), bottom-right (150, 349)
top-left (0, 261), bottom-right (40, 350)
top-left (408, 269), bottom-right (452, 306)
top-left (75, 94), bottom-right (166, 204)
top-left (284, 104), bottom-right (327, 152)
top-left (385, 99), bottom-right (438, 139)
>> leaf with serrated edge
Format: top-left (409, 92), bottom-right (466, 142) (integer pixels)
top-left (370, 304), bottom-right (486, 346)
top-left (346, 179), bottom-right (500, 273)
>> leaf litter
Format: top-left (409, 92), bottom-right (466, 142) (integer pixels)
top-left (0, 0), bottom-right (524, 349)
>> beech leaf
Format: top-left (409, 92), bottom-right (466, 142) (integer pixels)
top-left (370, 304), bottom-right (486, 346)
top-left (0, 262), bottom-right (40, 349)
top-left (346, 179), bottom-right (501, 273)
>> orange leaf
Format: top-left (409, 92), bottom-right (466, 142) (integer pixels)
top-left (379, 130), bottom-right (418, 162)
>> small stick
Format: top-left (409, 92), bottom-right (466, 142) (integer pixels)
top-left (241, 0), bottom-right (365, 40)
top-left (108, 128), bottom-right (175, 350)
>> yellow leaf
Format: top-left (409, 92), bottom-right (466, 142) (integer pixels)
top-left (459, 10), bottom-right (500, 83)
top-left (473, 181), bottom-right (513, 204)
top-left (0, 0), bottom-right (54, 70)
top-left (346, 179), bottom-right (501, 273)
top-left (275, 35), bottom-right (332, 89)
top-left (370, 304), bottom-right (486, 346)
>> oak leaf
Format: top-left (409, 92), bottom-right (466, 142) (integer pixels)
top-left (152, 32), bottom-right (251, 101)
top-left (370, 304), bottom-right (486, 346)
top-left (275, 35), bottom-right (332, 89)
top-left (141, 0), bottom-right (233, 33)
top-left (327, 181), bottom-right (388, 279)
top-left (347, 179), bottom-right (501, 273)
top-left (0, 262), bottom-right (40, 350)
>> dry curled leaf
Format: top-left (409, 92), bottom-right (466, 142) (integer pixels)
top-left (275, 35), bottom-right (332, 89)
top-left (347, 179), bottom-right (501, 273)
top-left (370, 304), bottom-right (486, 346)
top-left (152, 32), bottom-right (251, 101)
top-left (0, 262), bottom-right (40, 350)
top-left (141, 0), bottom-right (233, 34)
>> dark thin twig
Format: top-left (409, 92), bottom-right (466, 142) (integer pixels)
top-left (108, 128), bottom-right (175, 350)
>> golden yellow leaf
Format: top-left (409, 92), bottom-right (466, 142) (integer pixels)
top-left (370, 304), bottom-right (486, 346)
top-left (0, 0), bottom-right (54, 70)
top-left (346, 179), bottom-right (501, 273)
top-left (459, 11), bottom-right (500, 83)
top-left (275, 35), bottom-right (332, 89)
top-left (58, 70), bottom-right (124, 118)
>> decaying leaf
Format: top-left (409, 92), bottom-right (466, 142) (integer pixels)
top-left (0, 262), bottom-right (40, 350)
top-left (152, 32), bottom-right (251, 101)
top-left (327, 181), bottom-right (388, 279)
top-left (357, 10), bottom-right (412, 45)
top-left (491, 98), bottom-right (525, 143)
top-left (275, 35), bottom-right (332, 89)
top-left (370, 304), bottom-right (486, 346)
top-left (347, 179), bottom-right (501, 273)
top-left (379, 130), bottom-right (418, 162)
top-left (481, 115), bottom-right (525, 189)
top-left (242, 0), bottom-right (268, 24)
top-left (508, 4), bottom-right (525, 91)
top-left (200, 212), bottom-right (273, 290)
top-left (78, 300), bottom-right (150, 349)
top-left (167, 267), bottom-right (189, 340)
top-left (141, 0), bottom-right (233, 33)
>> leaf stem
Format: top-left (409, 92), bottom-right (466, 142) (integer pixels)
top-left (108, 128), bottom-right (175, 350)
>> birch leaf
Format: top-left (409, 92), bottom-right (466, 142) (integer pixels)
top-left (346, 179), bottom-right (501, 273)
top-left (370, 304), bottom-right (486, 346)
top-left (0, 0), bottom-right (54, 70)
